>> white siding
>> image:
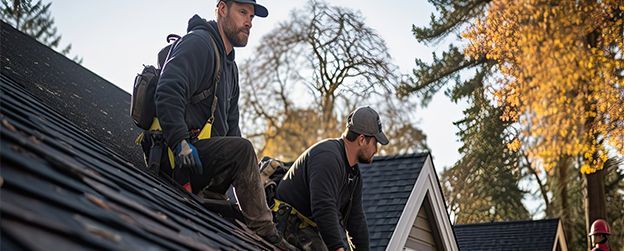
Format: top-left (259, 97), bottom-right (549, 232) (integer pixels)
top-left (404, 205), bottom-right (437, 251)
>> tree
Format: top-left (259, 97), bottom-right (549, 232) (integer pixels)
top-left (441, 81), bottom-right (530, 223)
top-left (403, 1), bottom-right (623, 249)
top-left (400, 0), bottom-right (533, 224)
top-left (239, 0), bottom-right (427, 159)
top-left (1, 0), bottom-right (81, 63)
top-left (463, 0), bottom-right (623, 247)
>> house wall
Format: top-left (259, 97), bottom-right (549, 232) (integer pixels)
top-left (404, 205), bottom-right (437, 251)
top-left (386, 155), bottom-right (458, 251)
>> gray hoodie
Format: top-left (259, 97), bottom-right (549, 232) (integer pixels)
top-left (155, 15), bottom-right (241, 148)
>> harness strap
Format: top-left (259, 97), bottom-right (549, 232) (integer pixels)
top-left (190, 89), bottom-right (211, 104)
top-left (197, 34), bottom-right (221, 140)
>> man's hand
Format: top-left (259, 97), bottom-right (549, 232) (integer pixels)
top-left (174, 139), bottom-right (203, 175)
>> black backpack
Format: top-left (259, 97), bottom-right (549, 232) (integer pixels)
top-left (131, 34), bottom-right (178, 130)
top-left (130, 33), bottom-right (221, 131)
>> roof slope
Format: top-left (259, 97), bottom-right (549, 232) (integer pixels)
top-left (0, 21), bottom-right (144, 168)
top-left (454, 219), bottom-right (560, 251)
top-left (360, 153), bottom-right (429, 250)
top-left (0, 22), bottom-right (275, 250)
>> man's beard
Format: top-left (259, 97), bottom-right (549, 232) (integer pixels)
top-left (357, 151), bottom-right (373, 164)
top-left (223, 15), bottom-right (249, 47)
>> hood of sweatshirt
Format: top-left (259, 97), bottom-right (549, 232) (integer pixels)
top-left (186, 14), bottom-right (235, 61)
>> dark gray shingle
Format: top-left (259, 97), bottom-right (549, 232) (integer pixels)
top-left (454, 219), bottom-right (560, 251)
top-left (360, 153), bottom-right (429, 250)
top-left (0, 21), bottom-right (144, 168)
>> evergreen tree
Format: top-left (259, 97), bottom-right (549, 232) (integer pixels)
top-left (399, 0), bottom-right (531, 223)
top-left (442, 84), bottom-right (530, 224)
top-left (402, 1), bottom-right (623, 250)
top-left (1, 0), bottom-right (81, 63)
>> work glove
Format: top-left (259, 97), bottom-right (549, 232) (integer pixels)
top-left (174, 139), bottom-right (203, 175)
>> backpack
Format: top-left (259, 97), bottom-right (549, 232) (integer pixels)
top-left (259, 156), bottom-right (290, 208)
top-left (130, 33), bottom-right (221, 131)
top-left (131, 34), bottom-right (178, 130)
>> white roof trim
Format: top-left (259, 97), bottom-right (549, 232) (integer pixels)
top-left (385, 154), bottom-right (458, 251)
top-left (553, 220), bottom-right (568, 251)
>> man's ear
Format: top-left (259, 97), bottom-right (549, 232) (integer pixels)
top-left (358, 134), bottom-right (366, 146)
top-left (216, 1), bottom-right (227, 17)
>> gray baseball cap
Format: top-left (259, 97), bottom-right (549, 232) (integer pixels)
top-left (223, 0), bottom-right (268, 17)
top-left (346, 106), bottom-right (389, 145)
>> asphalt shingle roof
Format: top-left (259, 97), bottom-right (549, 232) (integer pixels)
top-left (0, 21), bottom-right (275, 250)
top-left (454, 219), bottom-right (560, 251)
top-left (360, 153), bottom-right (429, 251)
top-left (0, 21), bottom-right (144, 168)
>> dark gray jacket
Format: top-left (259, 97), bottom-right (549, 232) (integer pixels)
top-left (276, 139), bottom-right (370, 251)
top-left (156, 15), bottom-right (241, 148)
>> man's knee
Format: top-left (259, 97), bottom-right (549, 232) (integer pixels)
top-left (230, 137), bottom-right (255, 156)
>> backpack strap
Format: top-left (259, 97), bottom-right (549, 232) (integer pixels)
top-left (190, 34), bottom-right (221, 118)
top-left (163, 34), bottom-right (182, 67)
top-left (194, 35), bottom-right (221, 140)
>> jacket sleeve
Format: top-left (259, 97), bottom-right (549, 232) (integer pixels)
top-left (155, 32), bottom-right (213, 147)
top-left (226, 71), bottom-right (241, 136)
top-left (308, 151), bottom-right (348, 250)
top-left (346, 176), bottom-right (370, 251)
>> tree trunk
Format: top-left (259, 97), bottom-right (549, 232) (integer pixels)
top-left (320, 93), bottom-right (335, 137)
top-left (584, 167), bottom-right (606, 250)
top-left (582, 27), bottom-right (606, 250)
top-left (557, 157), bottom-right (572, 245)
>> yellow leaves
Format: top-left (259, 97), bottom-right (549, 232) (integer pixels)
top-left (463, 0), bottom-right (624, 175)
top-left (558, 128), bottom-right (568, 138)
top-left (580, 164), bottom-right (593, 174)
top-left (507, 138), bottom-right (522, 151)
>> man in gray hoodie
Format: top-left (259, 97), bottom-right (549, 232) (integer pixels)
top-left (154, 1), bottom-right (294, 249)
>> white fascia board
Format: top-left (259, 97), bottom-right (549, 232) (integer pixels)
top-left (385, 155), bottom-right (458, 251)
top-left (553, 220), bottom-right (568, 251)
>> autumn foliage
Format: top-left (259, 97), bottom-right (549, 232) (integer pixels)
top-left (464, 0), bottom-right (624, 174)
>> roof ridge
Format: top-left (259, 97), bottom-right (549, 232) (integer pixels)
top-left (372, 152), bottom-right (430, 161)
top-left (454, 218), bottom-right (560, 227)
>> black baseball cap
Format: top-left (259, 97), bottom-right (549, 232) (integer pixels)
top-left (221, 0), bottom-right (268, 17)
top-left (346, 106), bottom-right (389, 145)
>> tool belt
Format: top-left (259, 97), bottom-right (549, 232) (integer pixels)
top-left (272, 199), bottom-right (317, 231)
top-left (272, 199), bottom-right (357, 251)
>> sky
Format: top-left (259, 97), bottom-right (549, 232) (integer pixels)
top-left (49, 0), bottom-right (467, 172)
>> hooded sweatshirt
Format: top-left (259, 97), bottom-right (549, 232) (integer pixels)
top-left (155, 15), bottom-right (241, 148)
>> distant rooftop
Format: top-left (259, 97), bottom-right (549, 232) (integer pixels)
top-left (454, 219), bottom-right (561, 251)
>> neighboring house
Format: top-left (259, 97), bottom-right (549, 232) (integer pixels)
top-left (360, 154), bottom-right (458, 251)
top-left (359, 153), bottom-right (569, 251)
top-left (454, 219), bottom-right (568, 251)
